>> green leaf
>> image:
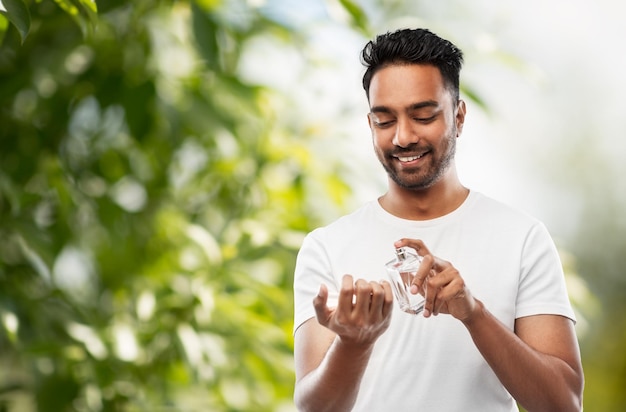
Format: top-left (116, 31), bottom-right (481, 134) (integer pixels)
top-left (73, 0), bottom-right (98, 25)
top-left (52, 0), bottom-right (98, 37)
top-left (0, 0), bottom-right (31, 44)
top-left (338, 0), bottom-right (369, 35)
top-left (461, 84), bottom-right (489, 113)
top-left (191, 2), bottom-right (221, 71)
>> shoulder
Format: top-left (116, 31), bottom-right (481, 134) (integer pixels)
top-left (299, 200), bottom-right (386, 263)
top-left (468, 191), bottom-right (542, 228)
top-left (306, 201), bottom-right (379, 240)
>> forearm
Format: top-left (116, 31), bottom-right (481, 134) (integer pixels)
top-left (294, 337), bottom-right (373, 412)
top-left (462, 300), bottom-right (583, 412)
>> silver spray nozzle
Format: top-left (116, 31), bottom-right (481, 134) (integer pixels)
top-left (395, 247), bottom-right (407, 260)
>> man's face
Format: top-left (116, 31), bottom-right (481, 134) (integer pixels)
top-left (367, 64), bottom-right (465, 191)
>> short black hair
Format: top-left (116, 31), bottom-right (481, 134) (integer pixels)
top-left (361, 28), bottom-right (464, 101)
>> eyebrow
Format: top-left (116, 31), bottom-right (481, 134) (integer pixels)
top-left (370, 100), bottom-right (440, 114)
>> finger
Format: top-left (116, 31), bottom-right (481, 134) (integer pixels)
top-left (422, 272), bottom-right (438, 318)
top-left (368, 281), bottom-right (385, 313)
top-left (410, 254), bottom-right (435, 294)
top-left (427, 267), bottom-right (463, 316)
top-left (353, 278), bottom-right (373, 314)
top-left (432, 281), bottom-right (450, 317)
top-left (434, 276), bottom-right (466, 301)
top-left (393, 238), bottom-right (431, 257)
top-left (433, 282), bottom-right (466, 316)
top-left (380, 280), bottom-right (394, 318)
top-left (423, 264), bottom-right (449, 318)
top-left (416, 254), bottom-right (456, 292)
top-left (313, 284), bottom-right (331, 325)
top-left (335, 274), bottom-right (355, 311)
top-left (433, 272), bottom-right (465, 300)
top-left (433, 298), bottom-right (445, 317)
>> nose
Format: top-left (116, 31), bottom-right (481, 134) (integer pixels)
top-left (392, 118), bottom-right (418, 148)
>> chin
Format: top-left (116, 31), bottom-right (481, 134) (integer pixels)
top-left (390, 171), bottom-right (440, 190)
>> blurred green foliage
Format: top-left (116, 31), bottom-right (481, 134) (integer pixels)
top-left (0, 0), bottom-right (358, 410)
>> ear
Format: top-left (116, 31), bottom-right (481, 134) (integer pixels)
top-left (455, 100), bottom-right (466, 136)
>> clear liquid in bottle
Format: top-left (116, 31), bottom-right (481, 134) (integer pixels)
top-left (385, 247), bottom-right (426, 315)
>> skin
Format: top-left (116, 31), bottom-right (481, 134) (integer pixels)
top-left (293, 64), bottom-right (584, 412)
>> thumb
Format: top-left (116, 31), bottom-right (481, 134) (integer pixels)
top-left (313, 284), bottom-right (331, 326)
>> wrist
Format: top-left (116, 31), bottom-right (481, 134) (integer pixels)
top-left (461, 298), bottom-right (486, 327)
top-left (335, 335), bottom-right (376, 356)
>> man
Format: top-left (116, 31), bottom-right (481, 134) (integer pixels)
top-left (292, 28), bottom-right (584, 411)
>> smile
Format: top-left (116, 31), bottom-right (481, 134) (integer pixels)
top-left (395, 153), bottom-right (427, 162)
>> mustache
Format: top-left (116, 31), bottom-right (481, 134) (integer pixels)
top-left (389, 143), bottom-right (431, 156)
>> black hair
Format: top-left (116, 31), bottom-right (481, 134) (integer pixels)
top-left (361, 28), bottom-right (464, 101)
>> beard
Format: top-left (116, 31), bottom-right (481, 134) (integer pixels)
top-left (375, 130), bottom-right (457, 191)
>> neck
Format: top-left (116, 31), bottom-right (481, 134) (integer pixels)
top-left (379, 166), bottom-right (469, 220)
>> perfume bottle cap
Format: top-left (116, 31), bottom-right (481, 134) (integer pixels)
top-left (395, 247), bottom-right (407, 260)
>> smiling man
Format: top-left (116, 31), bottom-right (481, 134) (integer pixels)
top-left (293, 28), bottom-right (583, 411)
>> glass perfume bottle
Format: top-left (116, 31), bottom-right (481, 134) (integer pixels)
top-left (385, 247), bottom-right (426, 315)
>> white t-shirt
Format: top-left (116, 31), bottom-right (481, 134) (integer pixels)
top-left (293, 191), bottom-right (575, 411)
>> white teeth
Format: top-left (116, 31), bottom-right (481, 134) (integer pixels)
top-left (398, 155), bottom-right (422, 162)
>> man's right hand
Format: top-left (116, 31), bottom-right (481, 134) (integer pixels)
top-left (313, 274), bottom-right (394, 347)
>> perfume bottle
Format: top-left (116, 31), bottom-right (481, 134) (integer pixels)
top-left (385, 247), bottom-right (426, 315)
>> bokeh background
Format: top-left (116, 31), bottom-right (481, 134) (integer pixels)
top-left (0, 0), bottom-right (624, 411)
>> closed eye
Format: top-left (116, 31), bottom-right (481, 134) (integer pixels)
top-left (374, 120), bottom-right (395, 128)
top-left (413, 115), bottom-right (436, 123)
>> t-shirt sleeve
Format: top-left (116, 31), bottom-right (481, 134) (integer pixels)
top-left (515, 222), bottom-right (576, 322)
top-left (293, 230), bottom-right (339, 334)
